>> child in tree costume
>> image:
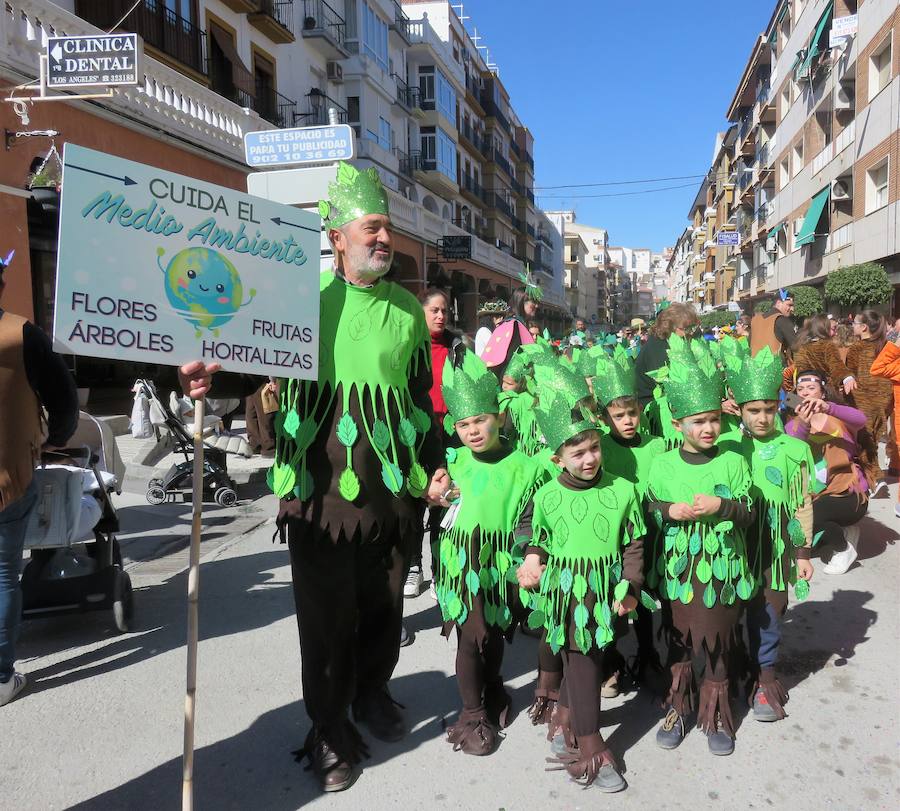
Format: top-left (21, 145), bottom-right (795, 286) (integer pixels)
top-left (498, 344), bottom-right (551, 457)
top-left (647, 336), bottom-right (755, 756)
top-left (517, 359), bottom-right (648, 791)
top-left (272, 162), bottom-right (443, 787)
top-left (718, 340), bottom-right (815, 721)
top-left (436, 348), bottom-right (546, 756)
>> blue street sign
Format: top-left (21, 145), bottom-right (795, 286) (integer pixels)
top-left (716, 230), bottom-right (740, 246)
top-left (243, 124), bottom-right (355, 168)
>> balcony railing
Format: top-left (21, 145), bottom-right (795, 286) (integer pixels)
top-left (297, 89), bottom-right (348, 125)
top-left (492, 193), bottom-right (513, 218)
top-left (465, 71), bottom-right (482, 99)
top-left (737, 111), bottom-right (753, 143)
top-left (511, 216), bottom-right (524, 232)
top-left (488, 147), bottom-right (513, 178)
top-left (481, 95), bottom-right (511, 132)
top-left (537, 229), bottom-right (553, 247)
top-left (253, 85), bottom-right (297, 129)
top-left (459, 121), bottom-right (485, 153)
top-left (392, 74), bottom-right (420, 110)
top-left (756, 80), bottom-right (771, 105)
top-left (511, 177), bottom-right (524, 197)
top-left (301, 0), bottom-right (346, 48)
top-left (526, 223), bottom-right (536, 238)
top-left (253, 0), bottom-right (295, 36)
top-left (390, 0), bottom-right (411, 42)
top-left (461, 174), bottom-right (483, 199)
top-left (400, 149), bottom-right (423, 176)
top-left (75, 0), bottom-right (207, 76)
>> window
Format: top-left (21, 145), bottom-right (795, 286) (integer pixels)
top-left (362, 2), bottom-right (388, 72)
top-left (436, 127), bottom-right (456, 180)
top-left (347, 96), bottom-right (360, 123)
top-left (379, 116), bottom-right (392, 151)
top-left (792, 140), bottom-right (804, 177)
top-left (780, 157), bottom-right (790, 189)
top-left (419, 65), bottom-right (435, 109)
top-left (869, 34), bottom-right (892, 98)
top-left (866, 158), bottom-right (889, 213)
top-left (791, 217), bottom-right (804, 252)
top-left (436, 69), bottom-right (456, 123)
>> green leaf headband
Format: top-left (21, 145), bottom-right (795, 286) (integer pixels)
top-left (592, 345), bottom-right (637, 406)
top-left (660, 335), bottom-right (724, 420)
top-left (318, 161), bottom-right (390, 229)
top-left (441, 347), bottom-right (500, 422)
top-left (533, 356), bottom-right (596, 452)
top-left (721, 337), bottom-right (783, 404)
top-left (518, 264), bottom-right (544, 302)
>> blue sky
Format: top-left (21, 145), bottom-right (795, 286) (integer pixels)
top-left (459, 0), bottom-right (774, 251)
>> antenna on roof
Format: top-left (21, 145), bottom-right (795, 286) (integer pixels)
top-left (451, 3), bottom-right (470, 24)
top-left (470, 26), bottom-right (481, 46)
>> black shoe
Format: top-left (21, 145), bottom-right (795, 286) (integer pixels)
top-left (295, 727), bottom-right (359, 793)
top-left (656, 706), bottom-right (686, 750)
top-left (353, 688), bottom-right (406, 742)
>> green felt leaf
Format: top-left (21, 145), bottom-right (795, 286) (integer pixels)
top-left (480, 568), bottom-right (492, 591)
top-left (767, 505), bottom-right (779, 529)
top-left (495, 551), bottom-right (511, 574)
top-left (679, 582), bottom-right (694, 605)
top-left (712, 556), bottom-right (728, 581)
top-left (675, 532), bottom-right (689, 553)
top-left (765, 466), bottom-right (783, 487)
top-left (573, 603), bottom-right (589, 628)
top-left (613, 580), bottom-right (629, 602)
top-left (294, 469), bottom-right (314, 501)
top-left (653, 508), bottom-right (664, 527)
top-left (267, 462), bottom-right (296, 498)
top-left (703, 582), bottom-right (717, 608)
top-left (774, 537), bottom-right (785, 556)
top-left (457, 604), bottom-right (468, 626)
top-left (411, 406), bottom-right (431, 433)
top-left (673, 554), bottom-right (688, 577)
top-left (465, 569), bottom-right (480, 596)
top-left (407, 462), bottom-right (427, 497)
top-left (559, 568), bottom-right (573, 594)
top-left (713, 483), bottom-right (732, 499)
top-left (587, 569), bottom-right (599, 594)
top-left (787, 518), bottom-right (805, 547)
top-left (398, 418), bottom-right (417, 447)
top-left (571, 496), bottom-right (588, 524)
top-left (445, 552), bottom-right (461, 579)
top-left (812, 529), bottom-right (824, 547)
top-left (498, 605), bottom-right (512, 630)
top-left (338, 467), bottom-right (360, 501)
top-left (574, 627), bottom-right (590, 655)
top-left (336, 412), bottom-right (358, 447)
top-left (479, 541), bottom-right (492, 566)
top-left (573, 574), bottom-right (588, 599)
top-left (704, 533), bottom-right (720, 555)
top-left (519, 587), bottom-right (532, 608)
top-left (666, 578), bottom-right (679, 601)
top-left (458, 546), bottom-right (467, 571)
top-left (696, 558), bottom-right (712, 584)
top-left (488, 567), bottom-right (499, 587)
top-left (688, 532), bottom-right (702, 556)
top-left (595, 625), bottom-right (614, 648)
top-left (527, 608), bottom-right (546, 629)
top-left (484, 601), bottom-right (496, 626)
top-left (794, 579), bottom-right (810, 601)
top-left (447, 592), bottom-right (462, 620)
top-left (640, 590), bottom-right (657, 611)
top-left (736, 576), bottom-right (753, 601)
top-left (549, 625), bottom-right (566, 653)
top-left (730, 558), bottom-right (742, 579)
top-left (380, 462), bottom-right (403, 494)
top-left (443, 413), bottom-right (456, 436)
top-left (445, 446), bottom-right (457, 464)
top-left (610, 561), bottom-right (622, 582)
top-left (664, 532), bottom-right (677, 552)
top-left (656, 556), bottom-right (666, 576)
top-left (373, 420), bottom-right (391, 452)
top-left (505, 566), bottom-right (519, 584)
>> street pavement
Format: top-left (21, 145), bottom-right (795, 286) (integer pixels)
top-left (2, 468), bottom-right (899, 809)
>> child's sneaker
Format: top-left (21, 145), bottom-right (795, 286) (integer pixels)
top-left (403, 565), bottom-right (423, 598)
top-left (0, 672), bottom-right (27, 707)
top-left (823, 525), bottom-right (860, 574)
top-left (752, 688), bottom-right (779, 722)
top-left (655, 706), bottom-right (685, 749)
top-left (600, 672), bottom-right (620, 698)
top-left (707, 721), bottom-right (735, 756)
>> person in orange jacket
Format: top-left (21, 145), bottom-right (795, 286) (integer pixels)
top-left (870, 330), bottom-right (900, 519)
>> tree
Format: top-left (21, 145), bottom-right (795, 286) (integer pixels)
top-left (825, 263), bottom-right (893, 309)
top-left (699, 310), bottom-right (737, 329)
top-left (787, 285), bottom-right (823, 317)
top-left (754, 299), bottom-right (773, 315)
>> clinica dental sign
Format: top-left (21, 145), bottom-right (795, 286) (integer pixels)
top-left (47, 34), bottom-right (141, 88)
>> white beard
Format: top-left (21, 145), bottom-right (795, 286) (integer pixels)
top-left (344, 240), bottom-right (393, 282)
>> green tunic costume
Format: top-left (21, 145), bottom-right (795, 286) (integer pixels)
top-left (528, 472), bottom-right (647, 655)
top-left (600, 433), bottom-right (665, 499)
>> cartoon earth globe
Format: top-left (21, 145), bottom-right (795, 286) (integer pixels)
top-left (157, 247), bottom-right (255, 336)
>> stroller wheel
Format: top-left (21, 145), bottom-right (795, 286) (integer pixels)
top-left (149, 477), bottom-right (164, 488)
top-left (113, 569), bottom-right (134, 633)
top-left (146, 485), bottom-right (167, 505)
top-left (214, 486), bottom-right (238, 508)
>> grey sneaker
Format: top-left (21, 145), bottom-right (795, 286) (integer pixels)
top-left (594, 763), bottom-right (627, 793)
top-left (403, 565), bottom-right (423, 598)
top-left (752, 688), bottom-right (779, 722)
top-left (550, 732), bottom-right (570, 756)
top-left (0, 672), bottom-right (27, 707)
top-left (707, 726), bottom-right (735, 756)
top-left (656, 707), bottom-right (685, 750)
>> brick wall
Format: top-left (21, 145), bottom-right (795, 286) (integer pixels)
top-left (853, 133), bottom-right (900, 218)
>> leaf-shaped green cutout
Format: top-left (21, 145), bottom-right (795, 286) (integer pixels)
top-left (794, 579), bottom-right (810, 601)
top-left (573, 603), bottom-right (589, 628)
top-left (381, 462), bottom-right (403, 494)
top-left (495, 551), bottom-right (510, 574)
top-left (549, 625), bottom-right (566, 653)
top-left (443, 413), bottom-right (456, 435)
top-left (704, 532), bottom-right (720, 555)
top-left (448, 593), bottom-right (462, 620)
top-left (765, 466), bottom-right (783, 487)
top-left (457, 604), bottom-right (468, 626)
top-left (336, 412), bottom-right (358, 447)
top-left (282, 410), bottom-right (300, 438)
top-left (736, 576), bottom-right (753, 600)
top-left (664, 532), bottom-right (677, 553)
top-left (587, 570), bottom-right (599, 593)
top-left (730, 558), bottom-right (742, 579)
top-left (613, 580), bottom-right (629, 602)
top-left (294, 469), bottom-right (314, 501)
top-left (411, 406), bottom-right (431, 433)
top-left (703, 582), bottom-right (717, 608)
top-left (787, 518), bottom-right (805, 546)
top-left (610, 561), bottom-right (622, 582)
top-left (267, 462), bottom-right (296, 498)
top-left (398, 418), bottom-right (416, 447)
top-left (571, 495), bottom-right (588, 524)
top-left (479, 541), bottom-right (492, 566)
top-left (480, 568), bottom-right (492, 591)
top-left (458, 546), bottom-right (467, 571)
top-left (596, 625), bottom-right (614, 647)
top-left (720, 583), bottom-right (736, 605)
top-left (688, 532), bottom-right (701, 556)
top-left (696, 558), bottom-right (712, 583)
top-left (713, 483), bottom-right (732, 499)
top-left (372, 420), bottom-right (390, 452)
top-left (445, 552), bottom-right (461, 579)
top-left (679, 582), bottom-right (694, 604)
top-left (407, 462), bottom-right (427, 497)
top-left (673, 554), bottom-right (688, 577)
top-left (519, 587), bottom-right (531, 608)
top-left (812, 529), bottom-right (824, 547)
top-left (640, 590), bottom-right (657, 611)
top-left (559, 568), bottom-right (574, 594)
top-left (527, 609), bottom-right (546, 629)
top-left (295, 418), bottom-right (317, 449)
top-left (499, 605), bottom-right (512, 630)
top-left (574, 627), bottom-right (590, 654)
top-left (465, 569), bottom-right (480, 596)
top-left (338, 467), bottom-right (360, 501)
top-left (573, 573), bottom-right (588, 599)
top-left (675, 531), bottom-right (689, 553)
top-left (484, 601), bottom-right (496, 626)
top-left (592, 512), bottom-right (609, 541)
top-left (712, 556), bottom-right (728, 581)
top-left (666, 578), bottom-right (679, 601)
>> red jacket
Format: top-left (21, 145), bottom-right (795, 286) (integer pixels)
top-left (429, 330), bottom-right (450, 426)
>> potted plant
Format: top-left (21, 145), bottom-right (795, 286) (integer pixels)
top-left (27, 154), bottom-right (62, 214)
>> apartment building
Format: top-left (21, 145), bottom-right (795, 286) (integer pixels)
top-left (670, 0), bottom-right (899, 313)
top-left (607, 245), bottom-right (657, 321)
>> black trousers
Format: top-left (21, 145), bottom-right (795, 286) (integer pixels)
top-left (287, 521), bottom-right (410, 728)
top-left (813, 493), bottom-right (867, 554)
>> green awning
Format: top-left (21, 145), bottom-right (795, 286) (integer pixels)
top-left (770, 2), bottom-right (788, 43)
top-left (799, 2), bottom-right (833, 75)
top-left (795, 187), bottom-right (830, 246)
top-left (768, 222), bottom-right (784, 237)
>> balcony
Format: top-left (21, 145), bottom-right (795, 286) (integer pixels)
top-left (249, 0), bottom-right (295, 44)
top-left (459, 121), bottom-right (486, 155)
top-left (491, 193), bottom-right (514, 219)
top-left (301, 0), bottom-right (348, 58)
top-left (481, 95), bottom-right (511, 133)
top-left (296, 89), bottom-right (348, 125)
top-left (537, 229), bottom-right (553, 248)
top-left (415, 156), bottom-right (459, 196)
top-left (511, 177), bottom-right (524, 197)
top-left (75, 0), bottom-right (207, 77)
top-left (737, 112), bottom-right (756, 154)
top-left (392, 74), bottom-right (422, 113)
top-left (460, 174), bottom-right (485, 205)
top-left (526, 223), bottom-right (536, 239)
top-left (399, 149), bottom-right (422, 177)
top-left (511, 216), bottom-right (524, 233)
top-left (389, 0), bottom-right (412, 44)
top-left (487, 147), bottom-right (513, 178)
top-left (253, 85), bottom-right (297, 128)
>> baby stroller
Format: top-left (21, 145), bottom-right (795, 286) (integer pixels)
top-left (20, 412), bottom-right (133, 633)
top-left (134, 379), bottom-right (246, 507)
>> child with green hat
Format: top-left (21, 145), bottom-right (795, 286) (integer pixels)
top-left (435, 348), bottom-right (546, 756)
top-left (646, 336), bottom-right (755, 756)
top-left (517, 359), bottom-right (648, 792)
top-left (719, 340), bottom-right (815, 722)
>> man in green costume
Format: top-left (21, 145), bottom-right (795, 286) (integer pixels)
top-left (180, 163), bottom-right (446, 793)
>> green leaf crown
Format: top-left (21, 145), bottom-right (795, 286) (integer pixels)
top-left (441, 348), bottom-right (500, 422)
top-left (532, 357), bottom-right (596, 452)
top-left (591, 345), bottom-right (637, 406)
top-left (660, 335), bottom-right (724, 420)
top-left (318, 161), bottom-right (390, 229)
top-left (721, 337), bottom-right (783, 404)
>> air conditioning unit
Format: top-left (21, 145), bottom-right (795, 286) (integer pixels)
top-left (326, 61), bottom-right (343, 82)
top-left (831, 177), bottom-right (852, 200)
top-left (796, 62), bottom-right (811, 80)
top-left (835, 83), bottom-right (854, 110)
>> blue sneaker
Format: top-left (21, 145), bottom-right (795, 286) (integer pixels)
top-left (656, 707), bottom-right (685, 750)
